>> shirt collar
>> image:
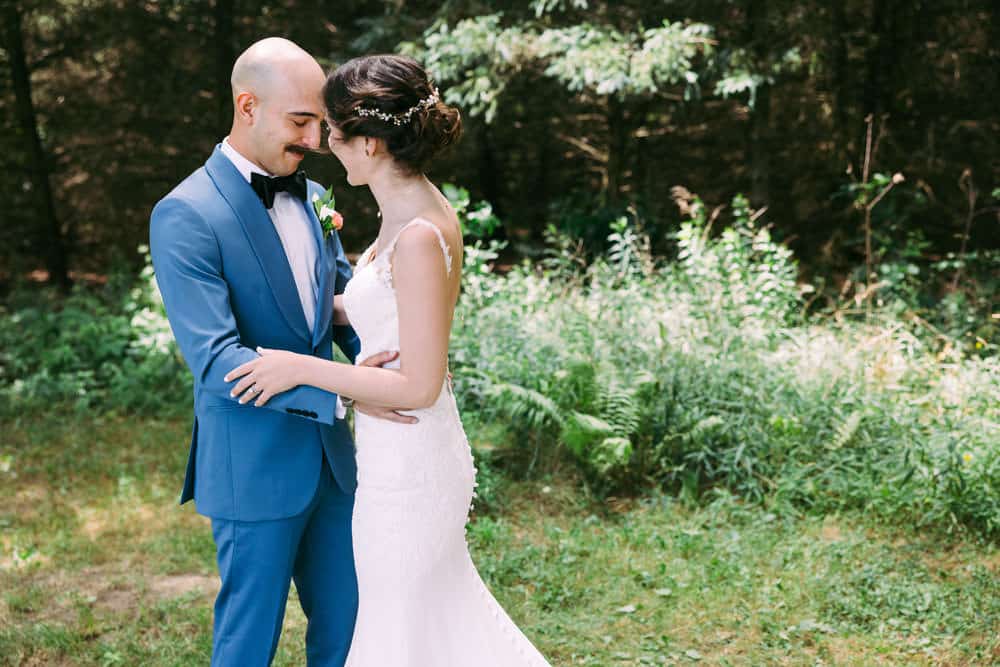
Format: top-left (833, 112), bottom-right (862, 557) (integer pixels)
top-left (220, 137), bottom-right (271, 183)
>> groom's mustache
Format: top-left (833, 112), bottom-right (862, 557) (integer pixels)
top-left (286, 144), bottom-right (331, 157)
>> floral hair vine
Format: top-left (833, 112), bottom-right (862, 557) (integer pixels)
top-left (355, 88), bottom-right (441, 126)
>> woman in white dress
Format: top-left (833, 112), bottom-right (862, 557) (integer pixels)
top-left (225, 54), bottom-right (552, 666)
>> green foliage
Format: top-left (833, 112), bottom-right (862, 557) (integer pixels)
top-left (713, 46), bottom-right (803, 107)
top-left (405, 15), bottom-right (714, 119)
top-left (0, 250), bottom-right (189, 415)
top-left (403, 14), bottom-right (528, 123)
top-left (450, 190), bottom-right (1000, 537)
top-left (674, 191), bottom-right (802, 328)
top-left (4, 1), bottom-right (996, 301)
top-left (442, 183), bottom-right (502, 239)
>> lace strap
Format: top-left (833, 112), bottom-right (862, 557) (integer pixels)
top-left (384, 218), bottom-right (454, 277)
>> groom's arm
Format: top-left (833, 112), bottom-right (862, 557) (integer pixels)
top-left (150, 196), bottom-right (338, 425)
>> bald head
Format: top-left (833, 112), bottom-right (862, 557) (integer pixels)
top-left (231, 37), bottom-right (324, 101)
top-left (227, 37), bottom-right (328, 176)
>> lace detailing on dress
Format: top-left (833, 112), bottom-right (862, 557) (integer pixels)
top-left (369, 218), bottom-right (453, 290)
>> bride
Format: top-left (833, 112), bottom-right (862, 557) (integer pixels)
top-left (224, 54), bottom-right (552, 666)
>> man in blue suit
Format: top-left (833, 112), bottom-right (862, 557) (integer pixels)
top-left (150, 38), bottom-right (409, 666)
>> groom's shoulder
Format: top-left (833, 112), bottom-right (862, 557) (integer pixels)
top-left (155, 165), bottom-right (214, 210)
top-left (151, 164), bottom-right (230, 229)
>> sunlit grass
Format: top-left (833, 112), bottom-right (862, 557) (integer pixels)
top-left (2, 416), bottom-right (998, 665)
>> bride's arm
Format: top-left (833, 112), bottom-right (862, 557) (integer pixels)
top-left (226, 225), bottom-right (452, 410)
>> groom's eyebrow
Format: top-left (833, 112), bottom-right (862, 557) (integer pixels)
top-left (287, 111), bottom-right (320, 118)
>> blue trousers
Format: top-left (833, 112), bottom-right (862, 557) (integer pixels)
top-left (209, 460), bottom-right (357, 666)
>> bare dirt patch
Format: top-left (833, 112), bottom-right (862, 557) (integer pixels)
top-left (149, 573), bottom-right (219, 599)
top-left (11, 483), bottom-right (52, 521)
top-left (5, 565), bottom-right (219, 631)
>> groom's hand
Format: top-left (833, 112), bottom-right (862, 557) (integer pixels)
top-left (354, 351), bottom-right (419, 424)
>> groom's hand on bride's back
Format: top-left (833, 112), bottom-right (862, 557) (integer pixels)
top-left (354, 351), bottom-right (419, 424)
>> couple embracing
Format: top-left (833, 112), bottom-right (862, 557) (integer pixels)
top-left (150, 37), bottom-right (552, 666)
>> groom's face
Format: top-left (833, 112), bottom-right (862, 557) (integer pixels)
top-left (250, 64), bottom-right (326, 176)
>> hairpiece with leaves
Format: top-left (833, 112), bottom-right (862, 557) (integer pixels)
top-left (355, 88), bottom-right (441, 126)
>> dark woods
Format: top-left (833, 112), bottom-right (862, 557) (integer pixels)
top-left (1, 0), bottom-right (997, 292)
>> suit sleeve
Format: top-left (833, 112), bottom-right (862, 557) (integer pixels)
top-left (150, 196), bottom-right (338, 424)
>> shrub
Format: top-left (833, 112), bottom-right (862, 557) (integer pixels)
top-left (0, 248), bottom-right (189, 415)
top-left (450, 190), bottom-right (1000, 536)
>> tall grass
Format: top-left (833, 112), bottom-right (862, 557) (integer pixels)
top-left (452, 190), bottom-right (1000, 537)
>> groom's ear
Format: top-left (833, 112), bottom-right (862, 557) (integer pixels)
top-left (235, 91), bottom-right (256, 124)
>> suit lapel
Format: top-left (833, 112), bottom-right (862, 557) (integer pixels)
top-left (304, 182), bottom-right (333, 349)
top-left (205, 146), bottom-right (311, 345)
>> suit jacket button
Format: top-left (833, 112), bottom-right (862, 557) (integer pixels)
top-left (286, 408), bottom-right (294, 414)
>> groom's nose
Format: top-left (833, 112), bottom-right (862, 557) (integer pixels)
top-left (300, 123), bottom-right (321, 150)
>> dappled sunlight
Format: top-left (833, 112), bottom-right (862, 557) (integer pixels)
top-left (2, 0), bottom-right (996, 662)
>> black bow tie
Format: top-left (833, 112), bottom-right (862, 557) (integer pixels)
top-left (250, 170), bottom-right (307, 209)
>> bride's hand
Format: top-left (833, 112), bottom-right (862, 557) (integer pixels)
top-left (225, 347), bottom-right (307, 407)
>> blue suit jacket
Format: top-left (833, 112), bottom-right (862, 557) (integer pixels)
top-left (150, 145), bottom-right (360, 521)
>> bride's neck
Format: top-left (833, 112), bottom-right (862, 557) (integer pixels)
top-left (368, 168), bottom-right (430, 237)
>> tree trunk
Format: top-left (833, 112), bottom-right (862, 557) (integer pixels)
top-left (863, 0), bottom-right (890, 120)
top-left (3, 2), bottom-right (70, 288)
top-left (829, 0), bottom-right (850, 153)
top-left (606, 96), bottom-right (628, 206)
top-left (528, 118), bottom-right (551, 235)
top-left (476, 123), bottom-right (502, 216)
top-left (745, 0), bottom-right (771, 206)
top-left (214, 0), bottom-right (234, 134)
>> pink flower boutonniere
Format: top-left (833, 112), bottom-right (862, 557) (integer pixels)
top-left (312, 187), bottom-right (344, 238)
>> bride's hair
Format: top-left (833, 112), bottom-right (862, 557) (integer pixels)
top-left (323, 55), bottom-right (462, 174)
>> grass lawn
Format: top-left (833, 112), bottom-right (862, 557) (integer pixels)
top-left (2, 414), bottom-right (999, 665)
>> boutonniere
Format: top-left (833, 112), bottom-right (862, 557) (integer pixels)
top-left (311, 187), bottom-right (344, 238)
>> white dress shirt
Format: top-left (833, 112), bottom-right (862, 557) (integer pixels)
top-left (221, 138), bottom-right (318, 331)
top-left (221, 138), bottom-right (346, 419)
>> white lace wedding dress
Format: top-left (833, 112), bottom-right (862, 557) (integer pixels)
top-left (340, 219), bottom-right (552, 666)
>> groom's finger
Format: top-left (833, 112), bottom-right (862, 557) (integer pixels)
top-left (358, 350), bottom-right (399, 368)
top-left (378, 410), bottom-right (418, 424)
top-left (355, 403), bottom-right (418, 424)
top-left (388, 410), bottom-right (419, 424)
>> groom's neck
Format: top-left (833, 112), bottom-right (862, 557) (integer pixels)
top-left (226, 130), bottom-right (270, 175)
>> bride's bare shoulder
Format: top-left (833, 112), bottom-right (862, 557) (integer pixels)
top-left (392, 216), bottom-right (461, 275)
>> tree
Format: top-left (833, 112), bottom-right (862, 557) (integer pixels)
top-left (2, 0), bottom-right (69, 288)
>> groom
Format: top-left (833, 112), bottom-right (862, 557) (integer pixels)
top-left (150, 38), bottom-right (412, 666)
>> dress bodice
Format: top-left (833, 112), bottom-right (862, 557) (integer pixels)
top-left (341, 218), bottom-right (454, 373)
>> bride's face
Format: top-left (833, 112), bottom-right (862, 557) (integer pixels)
top-left (326, 122), bottom-right (370, 186)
